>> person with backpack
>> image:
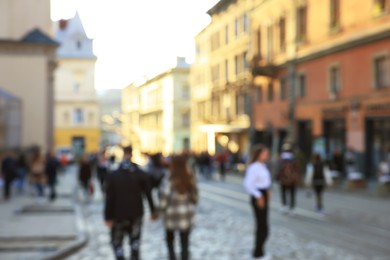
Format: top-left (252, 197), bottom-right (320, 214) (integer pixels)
top-left (159, 154), bottom-right (198, 260)
top-left (305, 153), bottom-right (333, 213)
top-left (276, 144), bottom-right (300, 215)
top-left (105, 146), bottom-right (157, 260)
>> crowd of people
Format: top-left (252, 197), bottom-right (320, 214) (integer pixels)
top-left (2, 142), bottom-right (389, 260)
top-left (0, 147), bottom-right (63, 203)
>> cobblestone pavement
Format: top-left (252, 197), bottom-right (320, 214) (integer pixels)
top-left (69, 184), bottom-right (365, 260)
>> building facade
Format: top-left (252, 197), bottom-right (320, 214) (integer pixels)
top-left (54, 13), bottom-right (100, 155)
top-left (0, 0), bottom-right (57, 151)
top-left (122, 58), bottom-right (191, 156)
top-left (98, 89), bottom-right (123, 148)
top-left (250, 0), bottom-right (390, 178)
top-left (191, 0), bottom-right (254, 156)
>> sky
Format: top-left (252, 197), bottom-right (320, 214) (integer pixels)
top-left (51, 0), bottom-right (219, 90)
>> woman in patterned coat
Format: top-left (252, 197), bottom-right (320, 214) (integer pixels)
top-left (159, 154), bottom-right (198, 260)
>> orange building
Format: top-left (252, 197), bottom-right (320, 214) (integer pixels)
top-left (251, 0), bottom-right (390, 178)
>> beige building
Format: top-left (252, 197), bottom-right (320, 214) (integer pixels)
top-left (0, 0), bottom-right (57, 150)
top-left (54, 13), bottom-right (100, 155)
top-left (122, 58), bottom-right (191, 155)
top-left (191, 0), bottom-right (254, 156)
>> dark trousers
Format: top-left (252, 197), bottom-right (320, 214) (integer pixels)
top-left (313, 185), bottom-right (324, 210)
top-left (219, 163), bottom-right (226, 181)
top-left (48, 183), bottom-right (56, 201)
top-left (111, 218), bottom-right (143, 260)
top-left (251, 190), bottom-right (269, 258)
top-left (280, 185), bottom-right (296, 209)
top-left (3, 178), bottom-right (13, 200)
top-left (166, 229), bottom-right (190, 260)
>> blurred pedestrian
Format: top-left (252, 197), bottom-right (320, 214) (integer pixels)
top-left (96, 151), bottom-right (108, 192)
top-left (215, 149), bottom-right (228, 181)
top-left (305, 153), bottom-right (333, 213)
top-left (276, 144), bottom-right (300, 215)
top-left (146, 152), bottom-right (167, 191)
top-left (199, 151), bottom-right (213, 179)
top-left (159, 154), bottom-right (198, 260)
top-left (30, 150), bottom-right (46, 202)
top-left (1, 149), bottom-right (18, 201)
top-left (243, 144), bottom-right (272, 260)
top-left (78, 154), bottom-right (93, 201)
top-left (45, 150), bottom-right (60, 202)
top-left (104, 146), bottom-right (157, 260)
top-left (16, 151), bottom-right (28, 194)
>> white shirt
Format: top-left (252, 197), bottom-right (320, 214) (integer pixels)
top-left (243, 162), bottom-right (272, 198)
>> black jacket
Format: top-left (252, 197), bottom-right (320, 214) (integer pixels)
top-left (104, 160), bottom-right (155, 222)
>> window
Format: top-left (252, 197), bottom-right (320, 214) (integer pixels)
top-left (279, 17), bottom-right (286, 51)
top-left (88, 112), bottom-right (94, 123)
top-left (267, 83), bottom-right (274, 101)
top-left (297, 6), bottom-right (307, 43)
top-left (236, 94), bottom-right (244, 115)
top-left (375, 0), bottom-right (387, 13)
top-left (76, 40), bottom-right (82, 49)
top-left (211, 64), bottom-right (220, 83)
top-left (329, 66), bottom-right (341, 94)
top-left (182, 84), bottom-right (190, 99)
top-left (374, 56), bottom-right (389, 89)
top-left (267, 25), bottom-right (274, 62)
top-left (280, 78), bottom-right (288, 100)
top-left (234, 18), bottom-right (239, 38)
top-left (297, 74), bottom-right (306, 97)
top-left (235, 55), bottom-right (239, 77)
top-left (256, 28), bottom-right (262, 56)
top-left (330, 0), bottom-right (340, 29)
top-left (73, 82), bottom-right (80, 93)
top-left (256, 87), bottom-right (263, 103)
top-left (243, 52), bottom-right (248, 70)
top-left (74, 108), bottom-right (84, 124)
top-left (243, 14), bottom-right (248, 33)
top-left (182, 113), bottom-right (190, 127)
top-left (225, 59), bottom-right (229, 82)
top-left (212, 97), bottom-right (221, 117)
top-left (225, 25), bottom-right (229, 44)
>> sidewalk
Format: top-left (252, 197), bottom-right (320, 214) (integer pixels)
top-left (0, 166), bottom-right (86, 260)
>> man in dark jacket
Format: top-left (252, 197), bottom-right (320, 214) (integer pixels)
top-left (104, 146), bottom-right (157, 260)
top-left (45, 150), bottom-right (60, 202)
top-left (1, 149), bottom-right (17, 201)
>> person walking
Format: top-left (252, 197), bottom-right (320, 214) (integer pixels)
top-left (78, 154), bottom-right (93, 201)
top-left (215, 150), bottom-right (228, 181)
top-left (30, 150), bottom-right (46, 202)
top-left (45, 150), bottom-right (60, 202)
top-left (243, 144), bottom-right (272, 260)
top-left (104, 146), bottom-right (157, 260)
top-left (159, 154), bottom-right (198, 260)
top-left (146, 152), bottom-right (167, 191)
top-left (96, 151), bottom-right (108, 192)
top-left (305, 153), bottom-right (333, 213)
top-left (1, 149), bottom-right (17, 201)
top-left (276, 144), bottom-right (300, 215)
top-left (16, 152), bottom-right (28, 194)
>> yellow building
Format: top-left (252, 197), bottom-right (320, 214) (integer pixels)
top-left (190, 0), bottom-right (254, 155)
top-left (0, 0), bottom-right (57, 151)
top-left (54, 13), bottom-right (100, 155)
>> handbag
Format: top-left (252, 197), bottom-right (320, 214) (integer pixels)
top-left (88, 182), bottom-right (95, 195)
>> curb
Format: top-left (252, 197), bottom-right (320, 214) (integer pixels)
top-left (41, 202), bottom-right (88, 260)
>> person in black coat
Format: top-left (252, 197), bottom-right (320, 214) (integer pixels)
top-left (104, 146), bottom-right (157, 260)
top-left (1, 149), bottom-right (17, 201)
top-left (45, 150), bottom-right (60, 202)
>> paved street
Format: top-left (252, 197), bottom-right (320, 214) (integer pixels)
top-left (69, 170), bottom-right (390, 260)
